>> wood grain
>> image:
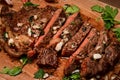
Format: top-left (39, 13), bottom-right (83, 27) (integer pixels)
top-left (0, 0), bottom-right (120, 80)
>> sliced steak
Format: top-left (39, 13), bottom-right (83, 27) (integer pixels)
top-left (62, 22), bottom-right (92, 56)
top-left (34, 9), bottom-right (66, 47)
top-left (47, 12), bottom-right (79, 48)
top-left (0, 5), bottom-right (57, 57)
top-left (80, 41), bottom-right (120, 77)
top-left (37, 47), bottom-right (58, 68)
top-left (55, 13), bottom-right (83, 51)
top-left (64, 28), bottom-right (99, 74)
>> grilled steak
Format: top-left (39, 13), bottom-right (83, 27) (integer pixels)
top-left (36, 12), bottom-right (82, 67)
top-left (0, 5), bottom-right (57, 57)
top-left (80, 41), bottom-right (120, 77)
top-left (62, 22), bottom-right (92, 56)
top-left (37, 47), bottom-right (58, 67)
top-left (64, 28), bottom-right (99, 74)
top-left (54, 13), bottom-right (83, 51)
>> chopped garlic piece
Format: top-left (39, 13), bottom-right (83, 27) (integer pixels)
top-left (95, 46), bottom-right (101, 50)
top-left (72, 69), bottom-right (79, 74)
top-left (63, 29), bottom-right (69, 35)
top-left (43, 73), bottom-right (49, 79)
top-left (17, 23), bottom-right (23, 27)
top-left (28, 28), bottom-right (32, 36)
top-left (33, 15), bottom-right (38, 20)
top-left (93, 53), bottom-right (102, 60)
top-left (55, 41), bottom-right (64, 51)
top-left (8, 38), bottom-right (14, 46)
top-left (32, 24), bottom-right (40, 29)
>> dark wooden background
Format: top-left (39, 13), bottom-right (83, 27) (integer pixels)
top-left (99, 0), bottom-right (120, 8)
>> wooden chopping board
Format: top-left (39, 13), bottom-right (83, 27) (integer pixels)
top-left (0, 0), bottom-right (120, 80)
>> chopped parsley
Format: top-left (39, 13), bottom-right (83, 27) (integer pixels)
top-left (91, 5), bottom-right (120, 29)
top-left (23, 2), bottom-right (39, 7)
top-left (34, 69), bottom-right (45, 79)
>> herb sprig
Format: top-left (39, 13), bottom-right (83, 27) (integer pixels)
top-left (91, 5), bottom-right (120, 29)
top-left (23, 2), bottom-right (39, 7)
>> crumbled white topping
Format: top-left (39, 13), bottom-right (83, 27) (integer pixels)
top-left (55, 41), bottom-right (64, 51)
top-left (5, 32), bottom-right (8, 38)
top-left (95, 46), bottom-right (101, 50)
top-left (40, 18), bottom-right (47, 23)
top-left (28, 28), bottom-right (32, 36)
top-left (72, 69), bottom-right (80, 74)
top-left (103, 40), bottom-right (106, 44)
top-left (93, 53), bottom-right (102, 60)
top-left (111, 75), bottom-right (116, 80)
top-left (53, 30), bottom-right (57, 34)
top-left (32, 24), bottom-right (40, 29)
top-left (63, 29), bottom-right (69, 35)
top-left (96, 75), bottom-right (100, 79)
top-left (17, 23), bottom-right (23, 27)
top-left (33, 15), bottom-right (38, 20)
top-left (90, 78), bottom-right (96, 80)
top-left (8, 38), bottom-right (14, 46)
top-left (63, 38), bottom-right (69, 42)
top-left (53, 27), bottom-right (58, 30)
top-left (43, 73), bottom-right (49, 79)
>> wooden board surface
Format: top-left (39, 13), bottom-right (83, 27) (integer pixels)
top-left (0, 0), bottom-right (120, 80)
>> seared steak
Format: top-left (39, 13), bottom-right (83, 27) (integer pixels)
top-left (37, 47), bottom-right (58, 68)
top-left (0, 5), bottom-right (57, 57)
top-left (62, 22), bottom-right (92, 56)
top-left (80, 41), bottom-right (120, 77)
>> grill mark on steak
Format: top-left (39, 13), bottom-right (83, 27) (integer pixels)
top-left (80, 41), bottom-right (120, 77)
top-left (64, 28), bottom-right (98, 75)
top-left (62, 22), bottom-right (92, 56)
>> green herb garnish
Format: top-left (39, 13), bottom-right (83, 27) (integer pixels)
top-left (63, 4), bottom-right (80, 15)
top-left (20, 55), bottom-right (28, 66)
top-left (3, 32), bottom-right (8, 40)
top-left (63, 72), bottom-right (81, 80)
top-left (91, 5), bottom-right (120, 29)
top-left (34, 69), bottom-right (45, 79)
top-left (0, 66), bottom-right (22, 76)
top-left (23, 2), bottom-right (39, 7)
top-left (113, 28), bottom-right (120, 41)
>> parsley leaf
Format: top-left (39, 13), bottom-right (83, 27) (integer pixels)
top-left (91, 5), bottom-right (120, 29)
top-left (34, 69), bottom-right (45, 79)
top-left (23, 2), bottom-right (39, 7)
top-left (63, 4), bottom-right (80, 15)
top-left (20, 55), bottom-right (28, 66)
top-left (0, 66), bottom-right (22, 76)
top-left (63, 72), bottom-right (81, 80)
top-left (91, 5), bottom-right (104, 13)
top-left (112, 28), bottom-right (120, 41)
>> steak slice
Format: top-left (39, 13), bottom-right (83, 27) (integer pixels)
top-left (64, 28), bottom-right (99, 74)
top-left (55, 13), bottom-right (83, 51)
top-left (80, 41), bottom-right (120, 77)
top-left (34, 9), bottom-right (66, 47)
top-left (37, 47), bottom-right (58, 68)
top-left (62, 22), bottom-right (92, 56)
top-left (0, 5), bottom-right (57, 57)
